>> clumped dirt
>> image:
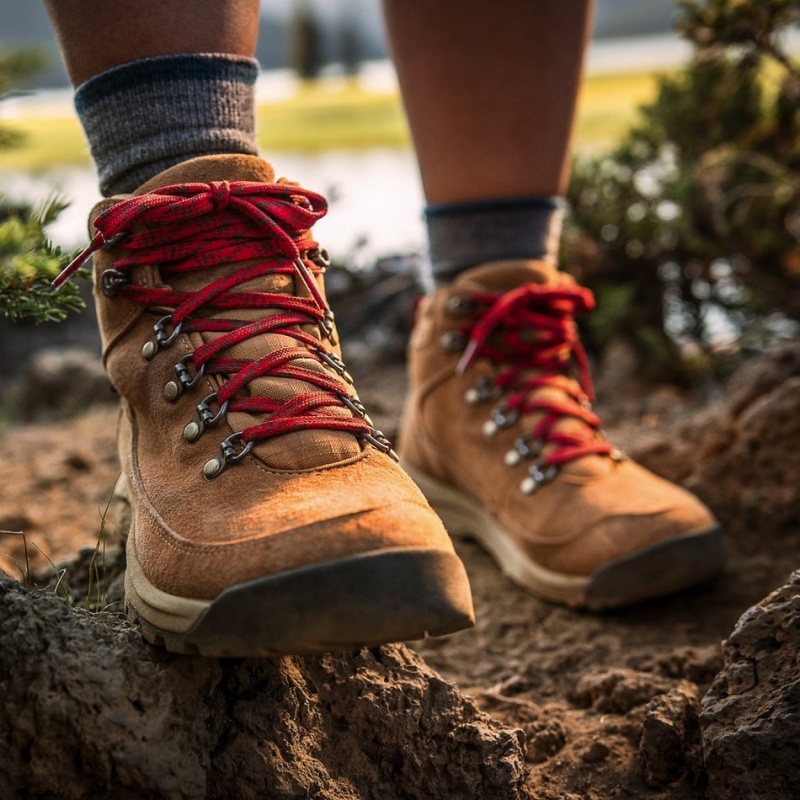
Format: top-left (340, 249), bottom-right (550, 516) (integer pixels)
top-left (1, 564), bottom-right (527, 800)
top-left (1, 342), bottom-right (799, 798)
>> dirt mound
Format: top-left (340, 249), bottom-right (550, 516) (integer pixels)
top-left (701, 570), bottom-right (800, 800)
top-left (0, 555), bottom-right (526, 800)
top-left (1, 343), bottom-right (799, 798)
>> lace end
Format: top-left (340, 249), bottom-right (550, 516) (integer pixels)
top-left (51, 232), bottom-right (104, 291)
top-left (456, 338), bottom-right (479, 375)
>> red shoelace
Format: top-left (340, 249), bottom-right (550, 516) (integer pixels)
top-left (453, 283), bottom-right (614, 485)
top-left (54, 180), bottom-right (394, 474)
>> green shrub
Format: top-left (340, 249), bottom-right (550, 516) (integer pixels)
top-left (0, 50), bottom-right (83, 323)
top-left (565, 0), bottom-right (800, 380)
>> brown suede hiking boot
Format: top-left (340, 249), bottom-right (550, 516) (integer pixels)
top-left (56, 154), bottom-right (473, 656)
top-left (400, 260), bottom-right (724, 610)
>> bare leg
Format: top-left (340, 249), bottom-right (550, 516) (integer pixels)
top-left (44, 0), bottom-right (262, 195)
top-left (44, 0), bottom-right (260, 86)
top-left (382, 0), bottom-right (593, 203)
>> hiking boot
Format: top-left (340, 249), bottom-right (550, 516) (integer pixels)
top-left (400, 260), bottom-right (724, 610)
top-left (56, 154), bottom-right (474, 656)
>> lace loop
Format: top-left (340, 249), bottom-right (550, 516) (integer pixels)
top-left (61, 180), bottom-right (394, 462)
top-left (453, 283), bottom-right (613, 469)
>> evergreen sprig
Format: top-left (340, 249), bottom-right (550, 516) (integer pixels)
top-left (0, 49), bottom-right (88, 324)
top-left (0, 196), bottom-right (86, 323)
top-left (565, 0), bottom-right (800, 380)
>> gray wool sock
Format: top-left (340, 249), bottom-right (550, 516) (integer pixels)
top-left (425, 196), bottom-right (565, 284)
top-left (74, 54), bottom-right (259, 196)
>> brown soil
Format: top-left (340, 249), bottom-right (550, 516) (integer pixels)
top-left (1, 346), bottom-right (798, 799)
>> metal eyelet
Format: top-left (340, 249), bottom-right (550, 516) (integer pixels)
top-left (504, 436), bottom-right (544, 467)
top-left (444, 295), bottom-right (477, 316)
top-left (520, 463), bottom-right (559, 495)
top-left (482, 405), bottom-right (520, 438)
top-left (439, 330), bottom-right (467, 353)
top-left (203, 432), bottom-right (254, 480)
top-left (100, 229), bottom-right (130, 250)
top-left (183, 393), bottom-right (229, 442)
top-left (100, 268), bottom-right (130, 297)
top-left (164, 354), bottom-right (205, 401)
top-left (307, 247), bottom-right (331, 268)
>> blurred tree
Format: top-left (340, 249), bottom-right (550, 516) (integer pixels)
top-left (0, 50), bottom-right (45, 148)
top-left (565, 0), bottom-right (800, 380)
top-left (291, 2), bottom-right (324, 80)
top-left (0, 50), bottom-right (84, 323)
top-left (340, 15), bottom-right (363, 77)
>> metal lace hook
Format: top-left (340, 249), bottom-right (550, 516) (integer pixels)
top-left (183, 392), bottom-right (230, 442)
top-left (203, 432), bottom-right (255, 480)
top-left (163, 354), bottom-right (206, 401)
top-left (520, 462), bottom-right (559, 495)
top-left (360, 428), bottom-right (399, 461)
top-left (293, 257), bottom-right (336, 340)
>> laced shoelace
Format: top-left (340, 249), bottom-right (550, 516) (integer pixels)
top-left (452, 283), bottom-right (616, 494)
top-left (53, 180), bottom-right (396, 477)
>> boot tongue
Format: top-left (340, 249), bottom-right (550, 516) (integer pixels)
top-left (452, 259), bottom-right (566, 293)
top-left (136, 155), bottom-right (362, 470)
top-left (453, 259), bottom-right (611, 478)
top-left (135, 154), bottom-right (277, 193)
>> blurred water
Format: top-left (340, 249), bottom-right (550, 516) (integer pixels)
top-left (0, 34), bottom-right (702, 257)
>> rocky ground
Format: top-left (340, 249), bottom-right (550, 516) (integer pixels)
top-left (1, 327), bottom-right (798, 798)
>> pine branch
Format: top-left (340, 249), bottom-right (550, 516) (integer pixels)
top-left (0, 197), bottom-right (87, 324)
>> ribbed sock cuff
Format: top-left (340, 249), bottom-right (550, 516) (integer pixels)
top-left (74, 54), bottom-right (259, 196)
top-left (425, 196), bottom-right (565, 284)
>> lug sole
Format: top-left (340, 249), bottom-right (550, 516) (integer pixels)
top-left (124, 527), bottom-right (475, 658)
top-left (403, 460), bottom-right (725, 610)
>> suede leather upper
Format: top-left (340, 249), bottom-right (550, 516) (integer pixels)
top-left (93, 155), bottom-right (458, 601)
top-left (401, 259), bottom-right (718, 578)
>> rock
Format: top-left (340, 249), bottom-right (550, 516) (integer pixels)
top-left (654, 645), bottom-right (724, 685)
top-left (631, 341), bottom-right (800, 544)
top-left (580, 740), bottom-right (610, 764)
top-left (0, 566), bottom-right (527, 800)
top-left (521, 715), bottom-right (568, 764)
top-left (701, 571), bottom-right (800, 800)
top-left (571, 668), bottom-right (680, 714)
top-left (5, 346), bottom-right (113, 421)
top-left (638, 687), bottom-right (703, 789)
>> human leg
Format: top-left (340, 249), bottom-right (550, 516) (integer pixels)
top-left (382, 0), bottom-right (591, 280)
top-left (44, 0), bottom-right (260, 86)
top-left (384, 0), bottom-right (724, 607)
top-left (45, 1), bottom-right (474, 654)
top-left (44, 0), bottom-right (261, 196)
top-left (382, 0), bottom-right (590, 202)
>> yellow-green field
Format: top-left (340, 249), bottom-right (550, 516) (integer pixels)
top-left (0, 70), bottom-right (663, 171)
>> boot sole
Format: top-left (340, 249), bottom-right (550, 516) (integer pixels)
top-left (403, 461), bottom-right (725, 611)
top-left (123, 516), bottom-right (475, 658)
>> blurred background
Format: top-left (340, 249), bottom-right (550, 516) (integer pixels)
top-left (1, 0), bottom-right (799, 393)
top-left (0, 0), bottom-right (690, 256)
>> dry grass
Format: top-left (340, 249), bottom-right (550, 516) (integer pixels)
top-left (0, 69), bottom-right (664, 170)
